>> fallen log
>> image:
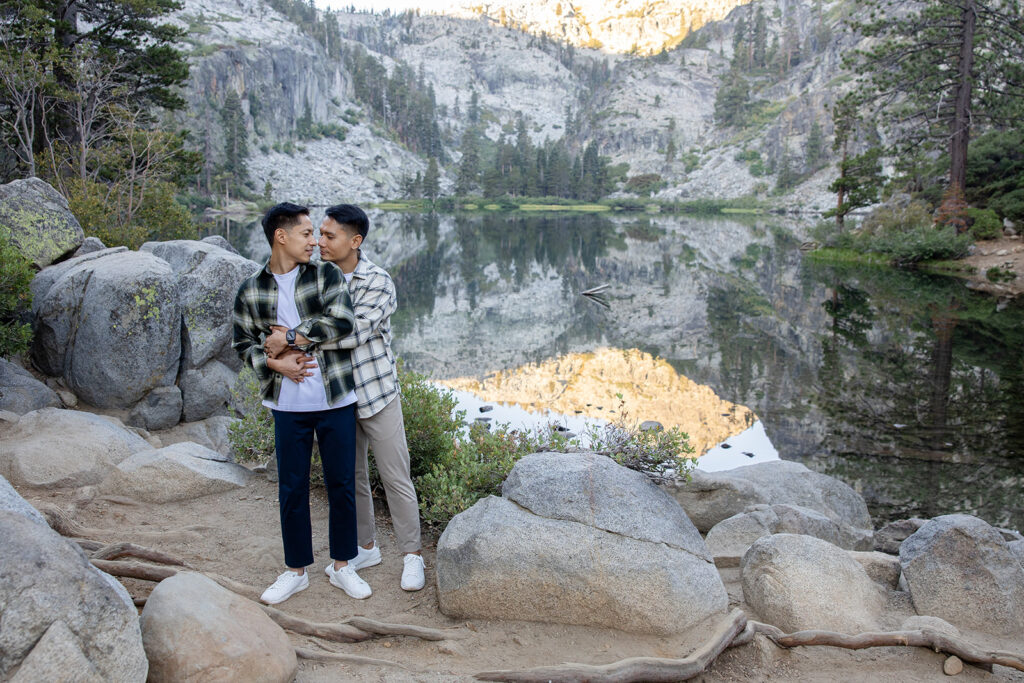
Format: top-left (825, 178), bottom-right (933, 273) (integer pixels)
top-left (474, 608), bottom-right (747, 682)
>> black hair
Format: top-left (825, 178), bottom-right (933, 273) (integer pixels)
top-left (261, 202), bottom-right (309, 245)
top-left (324, 204), bottom-right (369, 241)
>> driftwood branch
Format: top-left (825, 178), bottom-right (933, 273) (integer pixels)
top-left (746, 622), bottom-right (1024, 673)
top-left (474, 609), bottom-right (747, 682)
top-left (91, 559), bottom-right (178, 582)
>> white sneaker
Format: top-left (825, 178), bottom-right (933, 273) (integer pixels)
top-left (260, 570), bottom-right (309, 604)
top-left (327, 563), bottom-right (372, 599)
top-left (401, 553), bottom-right (425, 591)
top-left (353, 543), bottom-right (382, 570)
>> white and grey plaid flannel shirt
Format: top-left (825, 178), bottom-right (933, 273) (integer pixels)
top-left (321, 253), bottom-right (400, 419)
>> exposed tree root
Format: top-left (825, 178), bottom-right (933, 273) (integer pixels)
top-left (474, 609), bottom-right (748, 682)
top-left (261, 605), bottom-right (373, 643)
top-left (38, 503), bottom-right (209, 543)
top-left (343, 616), bottom-right (466, 641)
top-left (745, 621), bottom-right (1024, 673)
top-left (91, 559), bottom-right (177, 582)
top-left (294, 646), bottom-right (411, 669)
top-left (90, 542), bottom-right (191, 567)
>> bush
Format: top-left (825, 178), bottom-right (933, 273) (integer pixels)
top-left (228, 368), bottom-right (274, 463)
top-left (968, 207), bottom-right (1003, 240)
top-left (866, 224), bottom-right (973, 264)
top-left (66, 179), bottom-right (198, 249)
top-left (860, 200), bottom-right (933, 236)
top-left (0, 232), bottom-right (34, 358)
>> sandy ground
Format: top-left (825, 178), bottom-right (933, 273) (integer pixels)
top-left (957, 236), bottom-right (1024, 297)
top-left (21, 475), bottom-right (1024, 682)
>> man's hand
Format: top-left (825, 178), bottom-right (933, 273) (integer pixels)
top-left (267, 349), bottom-right (317, 382)
top-left (264, 328), bottom-right (290, 358)
top-left (270, 325), bottom-right (311, 348)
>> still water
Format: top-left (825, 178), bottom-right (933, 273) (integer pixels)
top-left (209, 210), bottom-right (1024, 531)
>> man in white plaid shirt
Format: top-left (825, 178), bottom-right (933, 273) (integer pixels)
top-left (316, 204), bottom-right (425, 592)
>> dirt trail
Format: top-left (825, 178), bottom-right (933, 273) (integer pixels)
top-left (22, 477), bottom-right (1024, 682)
top-left (956, 236), bottom-right (1024, 297)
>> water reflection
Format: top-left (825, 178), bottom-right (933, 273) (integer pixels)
top-left (208, 210), bottom-right (1024, 530)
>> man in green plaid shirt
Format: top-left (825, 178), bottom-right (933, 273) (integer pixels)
top-left (232, 202), bottom-right (372, 605)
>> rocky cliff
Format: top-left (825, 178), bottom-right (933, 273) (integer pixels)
top-left (174, 0), bottom-right (866, 209)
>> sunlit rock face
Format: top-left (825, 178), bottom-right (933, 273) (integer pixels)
top-left (440, 347), bottom-right (756, 455)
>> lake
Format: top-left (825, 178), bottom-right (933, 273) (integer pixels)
top-left (208, 209), bottom-right (1024, 532)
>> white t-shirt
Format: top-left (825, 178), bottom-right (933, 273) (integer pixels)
top-left (262, 266), bottom-right (357, 412)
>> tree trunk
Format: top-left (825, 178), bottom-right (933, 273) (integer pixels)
top-left (835, 140), bottom-right (847, 231)
top-left (949, 0), bottom-right (976, 194)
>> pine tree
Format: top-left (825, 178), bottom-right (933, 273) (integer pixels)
top-left (753, 4), bottom-right (768, 68)
top-left (805, 118), bottom-right (824, 171)
top-left (824, 97), bottom-right (883, 230)
top-left (456, 128), bottom-right (480, 196)
top-left (221, 90), bottom-right (248, 187)
top-left (423, 157), bottom-right (440, 200)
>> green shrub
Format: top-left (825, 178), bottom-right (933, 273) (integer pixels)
top-left (0, 232), bottom-right (34, 358)
top-left (399, 366), bottom-right (463, 478)
top-left (986, 266), bottom-right (1016, 283)
top-left (67, 179), bottom-right (198, 249)
top-left (866, 224), bottom-right (973, 265)
top-left (967, 207), bottom-right (1003, 240)
top-left (860, 200), bottom-right (933, 236)
top-left (228, 367), bottom-right (274, 463)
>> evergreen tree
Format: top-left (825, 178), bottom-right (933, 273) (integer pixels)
top-left (805, 118), bottom-right (824, 171)
top-left (456, 128), bottom-right (480, 195)
top-left (423, 157), bottom-right (440, 200)
top-left (715, 72), bottom-right (750, 128)
top-left (468, 89), bottom-right (480, 124)
top-left (825, 97), bottom-right (883, 229)
top-left (752, 4), bottom-right (768, 68)
top-left (846, 0), bottom-right (1024, 196)
top-left (221, 90), bottom-right (249, 187)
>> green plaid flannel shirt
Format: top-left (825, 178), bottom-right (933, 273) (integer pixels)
top-left (232, 260), bottom-right (356, 406)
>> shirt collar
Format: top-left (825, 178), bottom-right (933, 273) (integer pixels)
top-left (260, 259), bottom-right (308, 280)
top-left (351, 250), bottom-right (373, 279)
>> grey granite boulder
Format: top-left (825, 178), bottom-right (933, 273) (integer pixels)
top-left (74, 236), bottom-right (106, 256)
top-left (200, 233), bottom-right (240, 255)
top-left (847, 550), bottom-right (902, 589)
top-left (101, 441), bottom-right (251, 503)
top-left (128, 386), bottom-right (183, 431)
top-left (141, 240), bottom-right (258, 370)
top-left (741, 533), bottom-right (886, 633)
top-left (874, 518), bottom-right (926, 554)
top-left (706, 503), bottom-right (871, 567)
top-left (155, 415), bottom-right (236, 458)
top-left (0, 511), bottom-right (147, 681)
top-left (438, 452), bottom-right (727, 635)
top-left (0, 358), bottom-right (60, 414)
top-left (900, 514), bottom-right (1024, 638)
top-left (179, 359), bottom-right (236, 422)
top-left (0, 474), bottom-right (46, 525)
top-left (668, 460), bottom-right (872, 534)
top-left (141, 572), bottom-right (295, 683)
top-left (32, 249), bottom-right (181, 408)
top-left (1010, 540), bottom-right (1024, 567)
top-left (0, 177), bottom-right (84, 268)
top-left (1, 407), bottom-right (151, 488)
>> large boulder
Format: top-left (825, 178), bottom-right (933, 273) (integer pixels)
top-left (0, 511), bottom-right (147, 681)
top-left (900, 514), bottom-right (1024, 638)
top-left (1, 407), bottom-right (151, 488)
top-left (0, 177), bottom-right (84, 269)
top-left (668, 460), bottom-right (872, 535)
top-left (128, 385), bottom-right (183, 431)
top-left (141, 240), bottom-right (258, 371)
top-left (706, 503), bottom-right (871, 567)
top-left (32, 249), bottom-right (181, 408)
top-left (101, 441), bottom-right (251, 503)
top-left (741, 533), bottom-right (886, 633)
top-left (0, 358), bottom-right (60, 414)
top-left (156, 415), bottom-right (236, 458)
top-left (874, 518), bottom-right (926, 554)
top-left (179, 360), bottom-right (237, 422)
top-left (437, 452), bottom-right (727, 635)
top-left (0, 474), bottom-right (46, 525)
top-left (141, 572), bottom-right (296, 683)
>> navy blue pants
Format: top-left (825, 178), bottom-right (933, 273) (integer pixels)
top-left (272, 405), bottom-right (357, 569)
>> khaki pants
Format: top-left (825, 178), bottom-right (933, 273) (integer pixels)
top-left (353, 396), bottom-right (421, 554)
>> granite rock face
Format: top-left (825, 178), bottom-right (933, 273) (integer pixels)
top-left (900, 514), bottom-right (1024, 638)
top-left (101, 441), bottom-right (251, 503)
top-left (437, 452), bottom-right (727, 635)
top-left (741, 533), bottom-right (886, 634)
top-left (141, 572), bottom-right (295, 683)
top-left (0, 177), bottom-right (84, 268)
top-left (0, 511), bottom-right (148, 681)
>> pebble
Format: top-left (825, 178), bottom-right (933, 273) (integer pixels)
top-left (479, 405), bottom-right (494, 413)
top-left (943, 655), bottom-right (963, 676)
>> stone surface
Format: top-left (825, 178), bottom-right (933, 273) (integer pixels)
top-left (943, 656), bottom-right (964, 676)
top-left (502, 451), bottom-right (711, 560)
top-left (1009, 540), bottom-right (1024, 566)
top-left (847, 550), bottom-right (902, 589)
top-left (0, 511), bottom-right (147, 681)
top-left (32, 250), bottom-right (181, 408)
top-left (0, 474), bottom-right (46, 525)
top-left (0, 358), bottom-right (60, 414)
top-left (200, 234), bottom-right (240, 255)
top-left (1, 407), bottom-right (151, 488)
top-left (438, 496), bottom-right (727, 635)
top-left (141, 572), bottom-right (296, 683)
top-left (156, 415), bottom-right (236, 458)
top-left (874, 518), bottom-right (927, 555)
top-left (180, 360), bottom-right (237, 422)
top-left (8, 619), bottom-right (104, 683)
top-left (74, 236), bottom-right (106, 256)
top-left (128, 386), bottom-right (183, 431)
top-left (140, 240), bottom-right (258, 371)
top-left (0, 177), bottom-right (84, 269)
top-left (102, 441), bottom-right (251, 503)
top-left (706, 503), bottom-right (867, 567)
top-left (900, 514), bottom-right (1024, 637)
top-left (900, 615), bottom-right (960, 637)
top-left (671, 460), bottom-right (872, 536)
top-left (741, 533), bottom-right (885, 633)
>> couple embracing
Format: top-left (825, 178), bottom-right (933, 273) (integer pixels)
top-left (232, 202), bottom-right (423, 605)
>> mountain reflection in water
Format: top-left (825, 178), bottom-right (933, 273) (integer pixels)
top-left (208, 210), bottom-right (1024, 530)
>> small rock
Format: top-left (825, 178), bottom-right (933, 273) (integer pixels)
top-left (996, 249), bottom-right (1010, 256)
top-left (720, 443), bottom-right (732, 449)
top-left (128, 386), bottom-right (183, 431)
top-left (639, 420), bottom-right (663, 432)
top-left (848, 550), bottom-right (902, 589)
top-left (479, 405), bottom-right (494, 413)
top-left (943, 655), bottom-right (963, 676)
top-left (75, 236), bottom-right (107, 256)
top-left (874, 518), bottom-right (927, 555)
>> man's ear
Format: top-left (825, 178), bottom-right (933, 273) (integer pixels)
top-left (274, 227), bottom-right (286, 245)
top-left (352, 233), bottom-right (364, 249)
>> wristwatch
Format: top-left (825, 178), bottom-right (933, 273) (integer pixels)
top-left (285, 328), bottom-right (296, 346)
